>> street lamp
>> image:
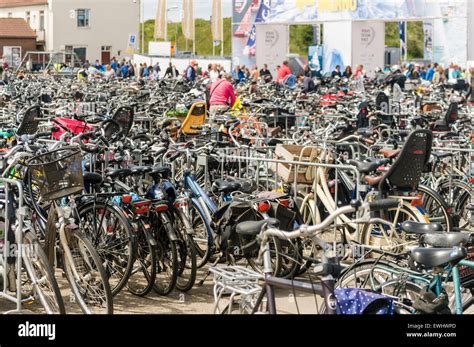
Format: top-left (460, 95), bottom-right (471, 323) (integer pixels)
top-left (165, 5), bottom-right (179, 42)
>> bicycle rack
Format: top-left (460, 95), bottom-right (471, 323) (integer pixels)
top-left (209, 266), bottom-right (263, 314)
top-left (209, 149), bottom-right (363, 240)
top-left (0, 178), bottom-right (30, 314)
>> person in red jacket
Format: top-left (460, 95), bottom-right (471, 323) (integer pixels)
top-left (209, 73), bottom-right (237, 117)
top-left (276, 60), bottom-right (292, 84)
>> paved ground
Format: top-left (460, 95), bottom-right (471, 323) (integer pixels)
top-left (0, 266), bottom-right (323, 314)
top-left (1, 266), bottom-right (472, 315)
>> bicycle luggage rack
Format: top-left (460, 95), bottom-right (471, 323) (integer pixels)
top-left (209, 266), bottom-right (263, 314)
top-left (0, 178), bottom-right (32, 314)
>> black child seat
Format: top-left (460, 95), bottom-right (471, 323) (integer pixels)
top-left (432, 102), bottom-right (458, 132)
top-left (365, 129), bottom-right (433, 194)
top-left (104, 106), bottom-right (134, 140)
top-left (17, 105), bottom-right (41, 136)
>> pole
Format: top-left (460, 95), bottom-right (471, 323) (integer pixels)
top-left (220, 15), bottom-right (224, 56)
top-left (141, 0), bottom-right (144, 54)
top-left (175, 22), bottom-right (178, 54)
top-left (165, 9), bottom-right (168, 42)
top-left (192, 16), bottom-right (196, 56)
top-left (404, 21), bottom-right (408, 61)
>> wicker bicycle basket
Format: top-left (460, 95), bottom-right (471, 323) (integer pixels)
top-left (27, 147), bottom-right (84, 201)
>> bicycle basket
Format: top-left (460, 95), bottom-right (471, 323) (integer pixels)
top-left (27, 147), bottom-right (84, 201)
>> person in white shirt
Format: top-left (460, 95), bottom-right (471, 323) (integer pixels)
top-left (209, 64), bottom-right (220, 83)
top-left (104, 64), bottom-right (116, 78)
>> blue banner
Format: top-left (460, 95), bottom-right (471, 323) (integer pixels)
top-left (244, 0), bottom-right (271, 56)
top-left (399, 21), bottom-right (406, 59)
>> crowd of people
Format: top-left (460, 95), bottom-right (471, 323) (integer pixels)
top-left (2, 53), bottom-right (472, 113)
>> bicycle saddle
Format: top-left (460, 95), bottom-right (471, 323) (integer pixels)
top-left (348, 159), bottom-right (382, 175)
top-left (431, 152), bottom-right (453, 160)
top-left (401, 221), bottom-right (443, 234)
top-left (149, 166), bottom-right (171, 179)
top-left (129, 166), bottom-right (152, 175)
top-left (236, 218), bottom-right (280, 236)
top-left (422, 232), bottom-right (471, 248)
top-left (83, 172), bottom-right (103, 185)
top-left (106, 168), bottom-right (132, 179)
top-left (379, 148), bottom-right (401, 159)
top-left (212, 179), bottom-right (242, 194)
top-left (364, 175), bottom-right (384, 186)
top-left (410, 247), bottom-right (467, 268)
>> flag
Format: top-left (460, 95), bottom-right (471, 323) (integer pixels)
top-left (154, 0), bottom-right (167, 40)
top-left (399, 21), bottom-right (406, 60)
top-left (423, 21), bottom-right (433, 61)
top-left (211, 0), bottom-right (223, 43)
top-left (244, 0), bottom-right (271, 56)
top-left (182, 0), bottom-right (194, 41)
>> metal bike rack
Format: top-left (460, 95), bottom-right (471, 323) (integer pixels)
top-left (0, 178), bottom-right (27, 314)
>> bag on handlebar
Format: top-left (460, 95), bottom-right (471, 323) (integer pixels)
top-left (334, 288), bottom-right (395, 315)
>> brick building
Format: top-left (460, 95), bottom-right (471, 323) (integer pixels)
top-left (0, 18), bottom-right (36, 67)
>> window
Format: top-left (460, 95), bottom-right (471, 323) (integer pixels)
top-left (25, 11), bottom-right (31, 25)
top-left (101, 46), bottom-right (112, 52)
top-left (76, 9), bottom-right (90, 28)
top-left (39, 11), bottom-right (45, 30)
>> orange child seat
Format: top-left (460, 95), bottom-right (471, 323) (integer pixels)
top-left (179, 101), bottom-right (207, 136)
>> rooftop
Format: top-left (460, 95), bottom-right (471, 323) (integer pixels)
top-left (0, 18), bottom-right (36, 38)
top-left (0, 0), bottom-right (48, 8)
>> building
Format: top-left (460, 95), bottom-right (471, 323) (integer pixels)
top-left (0, 0), bottom-right (140, 64)
top-left (0, 18), bottom-right (37, 67)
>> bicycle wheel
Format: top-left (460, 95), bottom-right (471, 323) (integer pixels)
top-left (189, 201), bottom-right (212, 268)
top-left (417, 185), bottom-right (453, 231)
top-left (172, 209), bottom-right (197, 292)
top-left (277, 239), bottom-right (302, 279)
top-left (127, 223), bottom-right (157, 297)
top-left (360, 204), bottom-right (425, 253)
top-left (153, 214), bottom-right (178, 296)
top-left (62, 228), bottom-right (113, 314)
top-left (336, 259), bottom-right (426, 314)
top-left (245, 236), bottom-right (281, 277)
top-left (21, 231), bottom-right (65, 314)
top-left (78, 201), bottom-right (136, 296)
top-left (437, 180), bottom-right (473, 230)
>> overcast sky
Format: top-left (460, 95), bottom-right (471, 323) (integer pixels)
top-left (142, 0), bottom-right (233, 21)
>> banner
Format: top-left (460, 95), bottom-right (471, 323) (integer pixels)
top-left (352, 21), bottom-right (385, 76)
top-left (313, 24), bottom-right (321, 45)
top-left (211, 0), bottom-right (223, 42)
top-left (182, 0), bottom-right (194, 41)
top-left (264, 0), bottom-right (468, 23)
top-left (244, 0), bottom-right (271, 56)
top-left (399, 21), bottom-right (406, 60)
top-left (423, 21), bottom-right (433, 61)
top-left (256, 24), bottom-right (289, 74)
top-left (154, 0), bottom-right (167, 40)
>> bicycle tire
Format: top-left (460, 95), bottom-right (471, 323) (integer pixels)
top-left (128, 221), bottom-right (157, 297)
top-left (152, 213), bottom-right (178, 296)
top-left (22, 231), bottom-right (66, 314)
top-left (173, 208), bottom-right (197, 292)
top-left (78, 201), bottom-right (137, 296)
top-left (62, 228), bottom-right (113, 314)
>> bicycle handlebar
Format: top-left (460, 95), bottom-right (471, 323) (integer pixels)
top-left (261, 199), bottom-right (399, 246)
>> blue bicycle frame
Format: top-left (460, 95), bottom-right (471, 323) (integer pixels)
top-left (183, 170), bottom-right (233, 247)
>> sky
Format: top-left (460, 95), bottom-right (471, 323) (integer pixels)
top-left (142, 0), bottom-right (233, 22)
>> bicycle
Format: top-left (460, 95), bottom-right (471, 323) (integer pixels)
top-left (28, 146), bottom-right (113, 314)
